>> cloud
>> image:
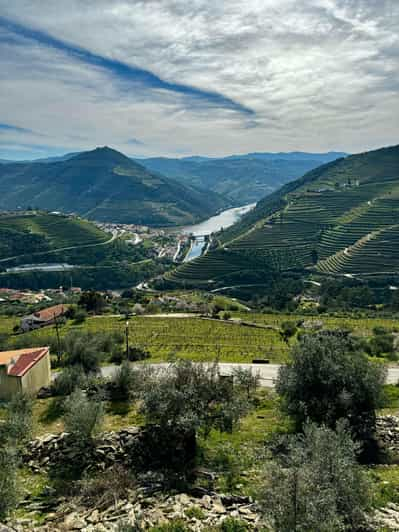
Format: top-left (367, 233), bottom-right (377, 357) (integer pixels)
top-left (0, 15), bottom-right (253, 116)
top-left (0, 1), bottom-right (398, 159)
top-left (0, 122), bottom-right (36, 135)
top-left (126, 138), bottom-right (144, 146)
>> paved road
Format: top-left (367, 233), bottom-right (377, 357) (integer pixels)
top-left (97, 362), bottom-right (399, 387)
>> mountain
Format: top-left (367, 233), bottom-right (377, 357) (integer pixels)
top-left (224, 151), bottom-right (347, 162)
top-left (168, 144), bottom-right (399, 285)
top-left (138, 152), bottom-right (348, 204)
top-left (0, 147), bottom-right (229, 226)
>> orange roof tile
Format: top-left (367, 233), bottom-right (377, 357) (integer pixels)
top-left (33, 304), bottom-right (66, 321)
top-left (0, 347), bottom-right (49, 377)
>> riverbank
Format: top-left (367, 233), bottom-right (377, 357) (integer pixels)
top-left (182, 203), bottom-right (256, 262)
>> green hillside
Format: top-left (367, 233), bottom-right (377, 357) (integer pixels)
top-left (167, 144), bottom-right (399, 286)
top-left (0, 147), bottom-right (228, 226)
top-left (0, 212), bottom-right (109, 261)
top-left (139, 152), bottom-right (347, 205)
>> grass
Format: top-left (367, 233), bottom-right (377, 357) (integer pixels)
top-left (22, 398), bottom-right (144, 437)
top-left (2, 311), bottom-right (399, 364)
top-left (0, 315), bottom-right (18, 334)
top-left (369, 466), bottom-right (399, 508)
top-left (199, 389), bottom-right (290, 496)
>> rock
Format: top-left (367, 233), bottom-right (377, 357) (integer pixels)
top-left (176, 493), bottom-right (191, 505)
top-left (63, 512), bottom-right (87, 530)
top-left (87, 510), bottom-right (99, 524)
top-left (212, 502), bottom-right (226, 514)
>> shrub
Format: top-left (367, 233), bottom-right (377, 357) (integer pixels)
top-left (78, 464), bottom-right (136, 508)
top-left (52, 366), bottom-right (86, 396)
top-left (140, 361), bottom-right (249, 470)
top-left (262, 422), bottom-right (370, 532)
top-left (184, 506), bottom-right (205, 520)
top-left (128, 346), bottom-right (151, 362)
top-left (149, 520), bottom-right (188, 532)
top-left (0, 394), bottom-right (33, 520)
top-left (63, 388), bottom-right (103, 447)
top-left (0, 392), bottom-right (33, 446)
top-left (0, 447), bottom-right (18, 520)
top-left (276, 331), bottom-right (386, 453)
top-left (219, 517), bottom-right (249, 532)
top-left (232, 367), bottom-right (260, 400)
top-left (279, 320), bottom-right (297, 343)
top-left (108, 362), bottom-right (152, 402)
top-left (73, 308), bottom-right (88, 324)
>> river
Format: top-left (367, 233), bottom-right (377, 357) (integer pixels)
top-left (182, 203), bottom-right (255, 262)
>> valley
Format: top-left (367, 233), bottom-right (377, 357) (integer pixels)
top-left (2, 3), bottom-right (399, 530)
top-left (167, 145), bottom-right (399, 288)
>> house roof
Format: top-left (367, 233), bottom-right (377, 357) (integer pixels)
top-left (0, 347), bottom-right (49, 377)
top-left (31, 304), bottom-right (66, 322)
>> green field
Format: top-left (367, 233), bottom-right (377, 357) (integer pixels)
top-left (1, 312), bottom-right (399, 364)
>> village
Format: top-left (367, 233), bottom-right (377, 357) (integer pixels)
top-left (94, 221), bottom-right (192, 262)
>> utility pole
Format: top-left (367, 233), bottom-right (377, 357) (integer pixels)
top-left (125, 320), bottom-right (129, 360)
top-left (54, 313), bottom-right (62, 365)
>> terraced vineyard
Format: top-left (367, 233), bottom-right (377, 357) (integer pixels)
top-left (4, 316), bottom-right (290, 363)
top-left (2, 312), bottom-right (398, 364)
top-left (0, 212), bottom-right (110, 261)
top-left (167, 145), bottom-right (399, 285)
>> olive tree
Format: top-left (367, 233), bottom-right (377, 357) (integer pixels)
top-left (64, 388), bottom-right (103, 447)
top-left (139, 360), bottom-right (249, 470)
top-left (276, 332), bottom-right (386, 452)
top-left (262, 422), bottom-right (370, 532)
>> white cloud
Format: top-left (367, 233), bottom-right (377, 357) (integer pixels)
top-left (0, 0), bottom-right (398, 158)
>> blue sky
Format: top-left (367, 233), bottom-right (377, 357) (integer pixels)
top-left (0, 0), bottom-right (398, 160)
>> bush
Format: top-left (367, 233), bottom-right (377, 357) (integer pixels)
top-left (276, 331), bottom-right (386, 453)
top-left (149, 520), bottom-right (188, 532)
top-left (63, 389), bottom-right (103, 447)
top-left (0, 394), bottom-right (33, 519)
top-left (73, 308), bottom-right (88, 324)
top-left (0, 447), bottom-right (18, 520)
top-left (128, 346), bottom-right (151, 362)
top-left (78, 290), bottom-right (106, 313)
top-left (0, 392), bottom-right (33, 446)
top-left (78, 464), bottom-right (136, 508)
top-left (108, 362), bottom-right (152, 402)
top-left (232, 367), bottom-right (260, 400)
top-left (52, 366), bottom-right (86, 396)
top-left (262, 422), bottom-right (370, 532)
top-left (279, 320), bottom-right (297, 343)
top-left (139, 361), bottom-right (249, 470)
top-left (219, 517), bottom-right (249, 532)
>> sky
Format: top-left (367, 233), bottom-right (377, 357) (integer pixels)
top-left (0, 0), bottom-right (398, 160)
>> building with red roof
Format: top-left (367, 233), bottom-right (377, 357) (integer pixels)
top-left (0, 347), bottom-right (51, 400)
top-left (21, 304), bottom-right (67, 332)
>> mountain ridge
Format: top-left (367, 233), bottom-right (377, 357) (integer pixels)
top-left (167, 144), bottom-right (399, 285)
top-left (0, 147), bottom-right (229, 226)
